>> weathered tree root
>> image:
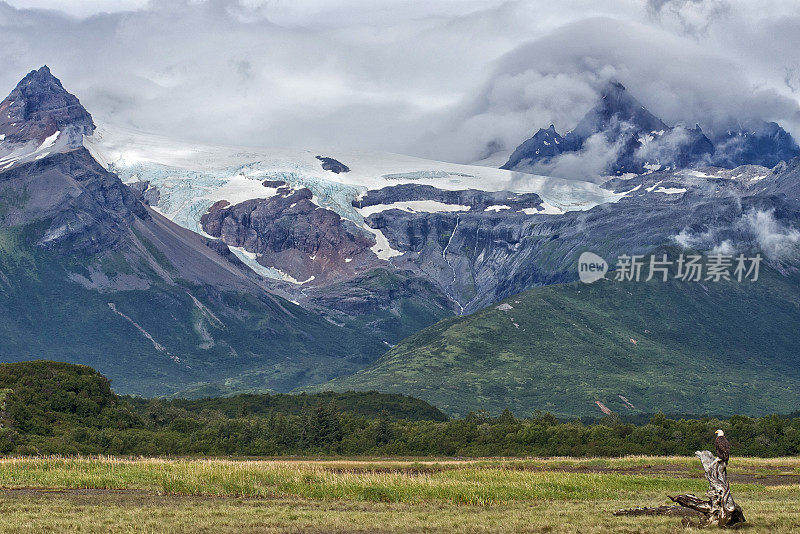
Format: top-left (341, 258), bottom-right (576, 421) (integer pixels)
top-left (614, 451), bottom-right (746, 528)
top-left (613, 504), bottom-right (702, 518)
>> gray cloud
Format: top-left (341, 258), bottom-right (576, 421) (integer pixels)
top-left (744, 209), bottom-right (800, 260)
top-left (673, 208), bottom-right (800, 261)
top-left (530, 133), bottom-right (628, 182)
top-left (646, 0), bottom-right (731, 36)
top-left (429, 14), bottom-right (800, 165)
top-left (0, 0), bottom-right (798, 169)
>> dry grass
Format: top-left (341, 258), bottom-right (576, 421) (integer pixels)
top-left (0, 456), bottom-right (797, 532)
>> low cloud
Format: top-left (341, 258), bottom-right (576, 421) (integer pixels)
top-left (674, 226), bottom-right (720, 250)
top-left (744, 209), bottom-right (800, 260)
top-left (673, 208), bottom-right (800, 261)
top-left (528, 132), bottom-right (627, 182)
top-left (0, 0), bottom-right (798, 168)
top-left (636, 128), bottom-right (690, 164)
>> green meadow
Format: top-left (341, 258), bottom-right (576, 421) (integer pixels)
top-left (0, 456), bottom-right (798, 532)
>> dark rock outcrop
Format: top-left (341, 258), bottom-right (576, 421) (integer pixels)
top-left (0, 66), bottom-right (95, 147)
top-left (128, 180), bottom-right (161, 206)
top-left (354, 184), bottom-right (543, 212)
top-left (316, 155), bottom-right (350, 173)
top-left (201, 188), bottom-right (378, 284)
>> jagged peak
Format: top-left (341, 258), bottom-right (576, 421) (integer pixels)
top-left (597, 79), bottom-right (644, 113)
top-left (600, 79), bottom-right (627, 98)
top-left (573, 79), bottom-right (667, 137)
top-left (504, 78), bottom-right (800, 174)
top-left (0, 65), bottom-right (95, 148)
top-left (17, 65), bottom-right (58, 87)
top-left (7, 65), bottom-right (90, 121)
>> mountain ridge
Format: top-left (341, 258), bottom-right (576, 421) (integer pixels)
top-left (311, 255), bottom-right (800, 418)
top-left (502, 80), bottom-right (800, 176)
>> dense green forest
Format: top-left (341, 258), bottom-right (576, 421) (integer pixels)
top-left (1, 361), bottom-right (799, 457)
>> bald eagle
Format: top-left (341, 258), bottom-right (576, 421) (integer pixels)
top-left (715, 429), bottom-right (731, 463)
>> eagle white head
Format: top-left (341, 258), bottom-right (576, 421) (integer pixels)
top-left (715, 429), bottom-right (724, 437)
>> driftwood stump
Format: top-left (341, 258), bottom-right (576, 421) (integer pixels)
top-left (615, 450), bottom-right (745, 528)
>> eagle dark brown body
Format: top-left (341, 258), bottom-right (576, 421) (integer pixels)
top-left (715, 430), bottom-right (731, 463)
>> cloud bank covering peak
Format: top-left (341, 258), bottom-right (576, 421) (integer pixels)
top-left (1, 0), bottom-right (799, 167)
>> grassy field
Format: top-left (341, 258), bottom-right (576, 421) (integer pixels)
top-left (0, 456), bottom-right (798, 532)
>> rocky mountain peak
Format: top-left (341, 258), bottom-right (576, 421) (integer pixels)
top-left (574, 80), bottom-right (667, 138)
top-left (0, 65), bottom-right (95, 147)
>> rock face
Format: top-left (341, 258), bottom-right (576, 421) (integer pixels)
top-left (354, 184), bottom-right (544, 212)
top-left (711, 121), bottom-right (800, 168)
top-left (0, 66), bottom-right (95, 147)
top-left (196, 181), bottom-right (553, 313)
top-left (503, 81), bottom-right (798, 176)
top-left (0, 148), bottom-right (148, 254)
top-left (128, 180), bottom-right (161, 206)
top-left (200, 187), bottom-right (379, 284)
top-left (354, 162), bottom-right (800, 313)
top-left (316, 156), bottom-right (350, 173)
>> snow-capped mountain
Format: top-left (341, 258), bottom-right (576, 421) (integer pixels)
top-left (502, 80), bottom-right (800, 177)
top-left (4, 67), bottom-right (798, 323)
top-left (83, 124), bottom-right (629, 314)
top-left (3, 66), bottom-right (800, 398)
top-left (82, 118), bottom-right (800, 320)
top-left (80, 85), bottom-right (800, 317)
top-left (0, 66), bottom-right (395, 396)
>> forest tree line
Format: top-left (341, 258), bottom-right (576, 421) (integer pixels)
top-left (1, 361), bottom-right (799, 457)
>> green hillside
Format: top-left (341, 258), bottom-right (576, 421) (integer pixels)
top-left (0, 222), bottom-right (384, 396)
top-left (125, 390), bottom-right (447, 422)
top-left (312, 256), bottom-right (800, 418)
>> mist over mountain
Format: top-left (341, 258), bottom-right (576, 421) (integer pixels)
top-left (502, 81), bottom-right (800, 178)
top-left (1, 1), bottom-right (799, 166)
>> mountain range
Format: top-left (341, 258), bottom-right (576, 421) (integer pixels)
top-left (1, 66), bottom-right (799, 417)
top-left (501, 81), bottom-right (800, 176)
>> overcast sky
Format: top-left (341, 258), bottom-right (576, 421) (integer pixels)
top-left (2, 0), bottom-right (799, 164)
